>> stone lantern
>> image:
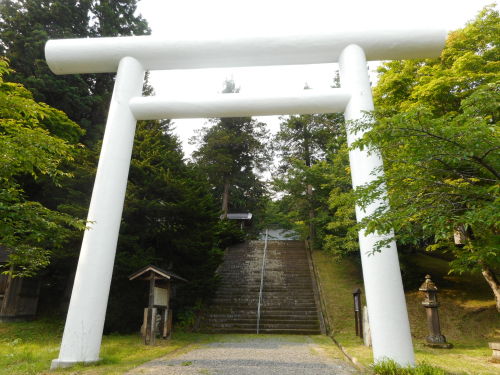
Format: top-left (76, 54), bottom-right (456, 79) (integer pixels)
top-left (419, 275), bottom-right (452, 348)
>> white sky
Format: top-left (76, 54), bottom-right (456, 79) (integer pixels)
top-left (135, 0), bottom-right (495, 158)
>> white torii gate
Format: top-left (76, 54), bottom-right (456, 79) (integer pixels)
top-left (46, 29), bottom-right (446, 369)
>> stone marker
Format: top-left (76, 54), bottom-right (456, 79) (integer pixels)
top-left (489, 342), bottom-right (500, 363)
top-left (363, 305), bottom-right (372, 347)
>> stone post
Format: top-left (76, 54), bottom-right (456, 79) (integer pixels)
top-left (362, 306), bottom-right (372, 347)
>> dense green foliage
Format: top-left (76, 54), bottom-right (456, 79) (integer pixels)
top-left (353, 6), bottom-right (499, 307)
top-left (0, 0), bottom-right (149, 145)
top-left (106, 120), bottom-right (224, 332)
top-left (0, 0), bottom-right (151, 278)
top-left (0, 58), bottom-right (85, 277)
top-left (0, 1), bottom-right (232, 329)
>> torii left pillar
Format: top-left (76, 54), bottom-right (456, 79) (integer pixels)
top-left (51, 57), bottom-right (144, 369)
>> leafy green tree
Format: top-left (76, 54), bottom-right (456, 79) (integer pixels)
top-left (0, 0), bottom-right (150, 285)
top-left (321, 142), bottom-right (359, 257)
top-left (354, 6), bottom-right (500, 310)
top-left (0, 58), bottom-right (85, 277)
top-left (192, 80), bottom-right (270, 218)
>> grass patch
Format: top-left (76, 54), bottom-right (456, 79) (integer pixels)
top-left (0, 319), bottom-right (210, 375)
top-left (312, 250), bottom-right (500, 375)
top-left (372, 359), bottom-right (447, 375)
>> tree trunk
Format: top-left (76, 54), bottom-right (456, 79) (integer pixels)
top-left (480, 262), bottom-right (500, 312)
top-left (221, 179), bottom-right (230, 219)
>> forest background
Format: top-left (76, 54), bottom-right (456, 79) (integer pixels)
top-left (0, 0), bottom-right (498, 333)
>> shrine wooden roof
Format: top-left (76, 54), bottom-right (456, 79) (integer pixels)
top-left (128, 264), bottom-right (187, 282)
top-left (221, 212), bottom-right (253, 220)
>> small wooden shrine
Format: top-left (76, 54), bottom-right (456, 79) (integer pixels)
top-left (129, 265), bottom-right (187, 345)
top-left (221, 212), bottom-right (253, 229)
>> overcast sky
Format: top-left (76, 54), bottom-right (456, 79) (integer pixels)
top-left (135, 0), bottom-right (495, 158)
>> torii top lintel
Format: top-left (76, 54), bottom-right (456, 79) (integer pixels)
top-left (45, 29), bottom-right (446, 75)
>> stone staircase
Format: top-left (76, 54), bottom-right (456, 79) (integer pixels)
top-left (201, 239), bottom-right (322, 334)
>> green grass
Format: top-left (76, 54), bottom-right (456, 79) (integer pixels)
top-left (0, 319), bottom-right (210, 375)
top-left (312, 250), bottom-right (500, 375)
top-left (0, 321), bottom-right (348, 375)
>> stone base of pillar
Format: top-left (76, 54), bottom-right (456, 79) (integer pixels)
top-left (424, 334), bottom-right (453, 349)
top-left (424, 342), bottom-right (453, 349)
top-left (50, 358), bottom-right (101, 369)
top-left (488, 342), bottom-right (500, 363)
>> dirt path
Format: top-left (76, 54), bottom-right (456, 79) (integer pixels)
top-left (126, 336), bottom-right (359, 375)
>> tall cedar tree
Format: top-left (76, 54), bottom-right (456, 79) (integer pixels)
top-left (272, 78), bottom-right (354, 250)
top-left (274, 112), bottom-right (343, 241)
top-left (192, 80), bottom-right (270, 219)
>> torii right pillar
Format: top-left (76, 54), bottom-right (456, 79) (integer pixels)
top-left (339, 44), bottom-right (415, 365)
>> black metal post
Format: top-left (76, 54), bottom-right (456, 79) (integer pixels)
top-left (352, 288), bottom-right (363, 338)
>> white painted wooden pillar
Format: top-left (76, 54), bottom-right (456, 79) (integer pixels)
top-left (51, 56), bottom-right (145, 369)
top-left (339, 44), bottom-right (415, 366)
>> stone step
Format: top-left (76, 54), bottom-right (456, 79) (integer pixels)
top-left (209, 304), bottom-right (318, 311)
top-left (210, 307), bottom-right (319, 314)
top-left (206, 322), bottom-right (319, 330)
top-left (213, 295), bottom-right (315, 301)
top-left (212, 296), bottom-right (316, 302)
top-left (206, 313), bottom-right (318, 320)
top-left (258, 328), bottom-right (321, 335)
top-left (202, 327), bottom-right (321, 335)
top-left (211, 297), bottom-right (317, 302)
top-left (215, 289), bottom-right (315, 294)
top-left (215, 288), bottom-right (315, 294)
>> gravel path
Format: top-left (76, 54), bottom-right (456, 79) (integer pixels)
top-left (126, 336), bottom-right (359, 375)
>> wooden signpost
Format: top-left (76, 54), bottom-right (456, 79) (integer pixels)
top-left (129, 265), bottom-right (186, 345)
